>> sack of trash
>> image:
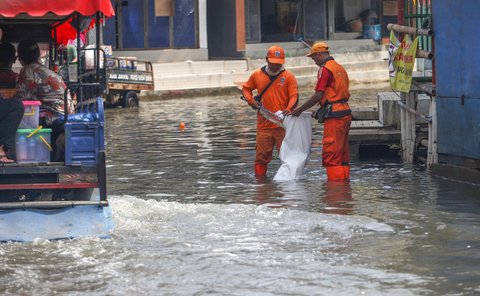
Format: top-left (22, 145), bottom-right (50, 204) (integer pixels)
top-left (274, 113), bottom-right (312, 181)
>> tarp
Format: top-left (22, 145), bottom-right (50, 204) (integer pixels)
top-left (0, 0), bottom-right (115, 18)
top-left (274, 113), bottom-right (312, 181)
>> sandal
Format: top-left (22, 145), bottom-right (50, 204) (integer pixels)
top-left (0, 145), bottom-right (13, 163)
top-left (0, 153), bottom-right (14, 163)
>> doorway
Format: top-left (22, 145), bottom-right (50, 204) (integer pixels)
top-left (260, 0), bottom-right (300, 42)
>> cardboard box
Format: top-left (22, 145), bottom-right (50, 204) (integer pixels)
top-left (100, 45), bottom-right (112, 57)
top-left (383, 0), bottom-right (398, 16)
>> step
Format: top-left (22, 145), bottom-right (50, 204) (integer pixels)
top-left (154, 73), bottom-right (237, 90)
top-left (350, 81), bottom-right (390, 91)
top-left (287, 60), bottom-right (387, 77)
top-left (246, 50), bottom-right (388, 71)
top-left (351, 120), bottom-right (384, 129)
top-left (349, 128), bottom-right (401, 145)
top-left (154, 68), bottom-right (389, 91)
top-left (348, 70), bottom-right (389, 83)
top-left (153, 66), bottom-right (389, 90)
top-left (245, 40), bottom-right (385, 59)
top-left (343, 60), bottom-right (388, 72)
top-left (246, 42), bottom-right (308, 59)
top-left (153, 60), bottom-right (247, 77)
top-left (296, 69), bottom-right (388, 86)
top-left (351, 107), bottom-right (379, 120)
top-left (151, 50), bottom-right (389, 91)
top-left (246, 41), bottom-right (307, 52)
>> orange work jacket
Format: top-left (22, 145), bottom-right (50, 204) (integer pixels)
top-left (242, 67), bottom-right (298, 129)
top-left (322, 59), bottom-right (351, 117)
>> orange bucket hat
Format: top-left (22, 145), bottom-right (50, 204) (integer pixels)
top-left (306, 41), bottom-right (329, 57)
top-left (266, 46), bottom-right (285, 64)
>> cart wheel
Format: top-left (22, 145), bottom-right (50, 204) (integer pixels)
top-left (123, 91), bottom-right (139, 108)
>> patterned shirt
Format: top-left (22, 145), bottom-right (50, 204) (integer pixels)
top-left (15, 62), bottom-right (72, 125)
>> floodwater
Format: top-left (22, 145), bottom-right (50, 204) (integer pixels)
top-left (1, 95), bottom-right (480, 295)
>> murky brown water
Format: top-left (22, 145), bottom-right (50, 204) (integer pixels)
top-left (0, 94), bottom-right (479, 295)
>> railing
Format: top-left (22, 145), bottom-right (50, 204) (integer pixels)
top-left (404, 0), bottom-right (432, 51)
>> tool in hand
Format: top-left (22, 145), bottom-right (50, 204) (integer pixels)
top-left (240, 95), bottom-right (285, 128)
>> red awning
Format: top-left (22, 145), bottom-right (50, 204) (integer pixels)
top-left (0, 0), bottom-right (114, 18)
top-left (0, 0), bottom-right (115, 46)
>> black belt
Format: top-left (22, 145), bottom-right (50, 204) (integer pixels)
top-left (329, 98), bottom-right (348, 104)
top-left (325, 99), bottom-right (350, 118)
top-left (328, 109), bottom-right (351, 118)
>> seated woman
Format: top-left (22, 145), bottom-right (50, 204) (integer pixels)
top-left (0, 42), bottom-right (24, 163)
top-left (14, 39), bottom-right (73, 161)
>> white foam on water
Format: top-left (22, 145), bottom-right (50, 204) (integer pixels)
top-left (99, 196), bottom-right (430, 295)
top-left (145, 193), bottom-right (178, 197)
top-left (109, 195), bottom-right (395, 240)
top-left (0, 195), bottom-right (430, 295)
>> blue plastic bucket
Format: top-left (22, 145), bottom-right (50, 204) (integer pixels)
top-left (362, 24), bottom-right (381, 41)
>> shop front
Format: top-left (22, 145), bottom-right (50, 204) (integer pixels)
top-left (104, 0), bottom-right (197, 49)
top-left (245, 0), bottom-right (327, 43)
top-left (102, 0), bottom-right (207, 62)
top-left (244, 0), bottom-right (386, 44)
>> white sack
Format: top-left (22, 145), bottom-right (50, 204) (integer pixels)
top-left (274, 113), bottom-right (312, 181)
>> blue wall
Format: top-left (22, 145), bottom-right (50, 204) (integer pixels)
top-left (103, 0), bottom-right (196, 49)
top-left (433, 0), bottom-right (480, 160)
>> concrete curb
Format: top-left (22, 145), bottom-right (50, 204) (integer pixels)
top-left (140, 81), bottom-right (391, 101)
top-left (141, 86), bottom-right (243, 101)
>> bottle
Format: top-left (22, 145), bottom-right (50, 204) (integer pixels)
top-left (27, 136), bottom-right (36, 162)
top-left (16, 134), bottom-right (27, 162)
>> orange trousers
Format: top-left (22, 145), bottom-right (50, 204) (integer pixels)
top-left (322, 115), bottom-right (352, 180)
top-left (322, 115), bottom-right (351, 166)
top-left (254, 127), bottom-right (285, 175)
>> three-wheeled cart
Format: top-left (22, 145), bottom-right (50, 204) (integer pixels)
top-left (0, 0), bottom-right (115, 241)
top-left (104, 57), bottom-right (154, 107)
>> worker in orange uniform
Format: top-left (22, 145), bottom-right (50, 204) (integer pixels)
top-left (285, 42), bottom-right (351, 181)
top-left (242, 46), bottom-right (299, 177)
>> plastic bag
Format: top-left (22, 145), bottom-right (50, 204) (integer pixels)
top-left (274, 113), bottom-right (312, 181)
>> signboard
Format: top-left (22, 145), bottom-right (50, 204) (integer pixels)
top-left (108, 72), bottom-right (153, 83)
top-left (383, 0), bottom-right (398, 16)
top-left (389, 31), bottom-right (418, 92)
top-left (155, 0), bottom-right (175, 16)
